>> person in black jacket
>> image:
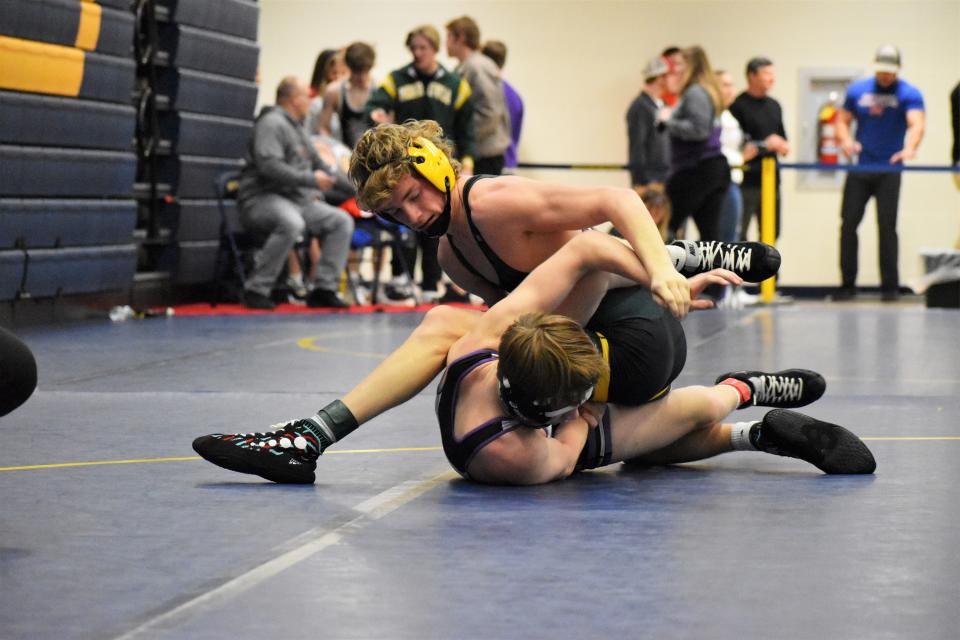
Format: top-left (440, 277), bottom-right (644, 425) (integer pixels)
top-left (626, 56), bottom-right (671, 199)
top-left (729, 57), bottom-right (790, 240)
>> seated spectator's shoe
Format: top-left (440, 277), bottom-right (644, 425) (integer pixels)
top-left (753, 409), bottom-right (876, 474)
top-left (716, 369), bottom-right (826, 409)
top-left (438, 288), bottom-right (472, 304)
top-left (672, 240), bottom-right (781, 282)
top-left (384, 275), bottom-right (415, 301)
top-left (831, 286), bottom-right (857, 301)
top-left (421, 289), bottom-right (441, 304)
top-left (881, 289), bottom-right (900, 302)
top-left (244, 291), bottom-right (276, 310)
top-left (192, 417), bottom-right (333, 484)
top-left (306, 288), bottom-right (349, 308)
top-left (284, 276), bottom-right (308, 299)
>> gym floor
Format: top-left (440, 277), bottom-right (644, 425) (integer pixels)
top-left (2, 300), bottom-right (958, 639)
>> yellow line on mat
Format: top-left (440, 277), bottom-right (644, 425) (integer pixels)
top-left (0, 447), bottom-right (443, 472)
top-left (862, 436), bottom-right (960, 441)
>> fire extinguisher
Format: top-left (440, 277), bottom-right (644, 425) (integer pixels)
top-left (817, 91), bottom-right (841, 165)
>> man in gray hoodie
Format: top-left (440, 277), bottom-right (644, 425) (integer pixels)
top-left (237, 76), bottom-right (354, 309)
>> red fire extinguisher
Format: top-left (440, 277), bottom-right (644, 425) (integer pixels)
top-left (817, 92), bottom-right (841, 165)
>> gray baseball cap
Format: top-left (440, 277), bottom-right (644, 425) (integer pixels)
top-left (643, 56), bottom-right (669, 82)
top-left (873, 45), bottom-right (901, 73)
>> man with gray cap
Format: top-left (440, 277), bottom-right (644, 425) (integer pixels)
top-left (626, 56), bottom-right (671, 197)
top-left (834, 45), bottom-right (925, 302)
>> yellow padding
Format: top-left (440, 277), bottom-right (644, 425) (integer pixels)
top-left (0, 36), bottom-right (84, 97)
top-left (591, 332), bottom-right (610, 403)
top-left (75, 1), bottom-right (102, 50)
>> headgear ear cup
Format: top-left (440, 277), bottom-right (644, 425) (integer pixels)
top-left (408, 136), bottom-right (456, 194)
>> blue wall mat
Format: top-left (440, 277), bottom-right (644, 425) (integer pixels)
top-left (0, 199), bottom-right (136, 248)
top-left (0, 0), bottom-right (134, 57)
top-left (156, 0), bottom-right (259, 41)
top-left (156, 199), bottom-right (227, 242)
top-left (157, 111), bottom-right (251, 159)
top-left (0, 91), bottom-right (135, 151)
top-left (79, 52), bottom-right (136, 104)
top-left (171, 240), bottom-right (220, 284)
top-left (156, 68), bottom-right (257, 120)
top-left (24, 245), bottom-right (136, 297)
top-left (157, 23), bottom-right (259, 81)
top-left (156, 155), bottom-right (243, 199)
top-left (0, 146), bottom-right (136, 197)
top-left (0, 249), bottom-right (26, 300)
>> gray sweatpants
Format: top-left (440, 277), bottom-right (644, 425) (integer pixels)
top-left (238, 193), bottom-right (354, 296)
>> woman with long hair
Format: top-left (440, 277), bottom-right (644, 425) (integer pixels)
top-left (660, 46), bottom-right (731, 241)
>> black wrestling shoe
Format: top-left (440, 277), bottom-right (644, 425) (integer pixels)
top-left (672, 240), bottom-right (781, 282)
top-left (192, 417), bottom-right (334, 484)
top-left (753, 409), bottom-right (876, 474)
top-left (716, 369), bottom-right (826, 409)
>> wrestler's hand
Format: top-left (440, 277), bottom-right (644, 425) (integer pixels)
top-left (688, 269), bottom-right (743, 311)
top-left (649, 267), bottom-right (691, 319)
top-left (579, 402), bottom-right (606, 429)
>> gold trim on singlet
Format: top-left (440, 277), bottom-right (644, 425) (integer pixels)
top-left (591, 332), bottom-right (610, 403)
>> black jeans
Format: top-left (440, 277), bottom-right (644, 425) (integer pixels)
top-left (474, 155), bottom-right (505, 176)
top-left (739, 183), bottom-right (781, 240)
top-left (666, 155), bottom-right (731, 240)
top-left (839, 171), bottom-right (902, 291)
top-left (391, 232), bottom-right (441, 291)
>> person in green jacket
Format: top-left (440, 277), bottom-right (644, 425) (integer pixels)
top-left (365, 24), bottom-right (476, 300)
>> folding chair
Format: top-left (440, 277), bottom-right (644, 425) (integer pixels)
top-left (346, 216), bottom-right (417, 305)
top-left (211, 170), bottom-right (256, 304)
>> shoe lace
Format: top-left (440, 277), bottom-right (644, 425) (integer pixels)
top-left (754, 375), bottom-right (803, 405)
top-left (232, 419), bottom-right (320, 457)
top-left (697, 241), bottom-right (752, 272)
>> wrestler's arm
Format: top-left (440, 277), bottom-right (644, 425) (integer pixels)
top-left (472, 176), bottom-right (691, 318)
top-left (467, 418), bottom-right (590, 485)
top-left (448, 232), bottom-right (652, 359)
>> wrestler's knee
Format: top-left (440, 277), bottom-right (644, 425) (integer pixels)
top-left (419, 305), bottom-right (476, 336)
top-left (682, 385), bottom-right (732, 430)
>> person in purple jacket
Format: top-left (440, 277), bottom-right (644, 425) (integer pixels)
top-left (481, 40), bottom-right (524, 172)
top-left (657, 46), bottom-right (730, 242)
top-left (834, 45), bottom-right (925, 302)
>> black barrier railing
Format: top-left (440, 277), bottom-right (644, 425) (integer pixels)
top-left (517, 161), bottom-right (960, 173)
top-left (515, 160), bottom-right (959, 302)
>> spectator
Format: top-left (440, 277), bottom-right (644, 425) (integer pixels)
top-left (446, 16), bottom-right (511, 175)
top-left (729, 56), bottom-right (789, 241)
top-left (318, 42), bottom-right (376, 149)
top-left (306, 49), bottom-right (347, 139)
top-left (659, 46), bottom-right (730, 241)
top-left (481, 39), bottom-right (524, 173)
top-left (834, 45), bottom-right (925, 301)
top-left (365, 24), bottom-right (476, 302)
top-left (626, 56), bottom-right (671, 197)
top-left (715, 69), bottom-right (759, 243)
top-left (237, 76), bottom-right (354, 310)
top-left (661, 46), bottom-right (684, 107)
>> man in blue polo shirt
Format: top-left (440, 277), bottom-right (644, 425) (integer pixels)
top-left (834, 45), bottom-right (925, 301)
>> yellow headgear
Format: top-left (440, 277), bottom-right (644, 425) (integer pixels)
top-left (407, 136), bottom-right (456, 193)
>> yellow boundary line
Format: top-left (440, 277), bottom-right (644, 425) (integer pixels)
top-left (2, 438), bottom-right (958, 473)
top-left (0, 446), bottom-right (443, 472)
